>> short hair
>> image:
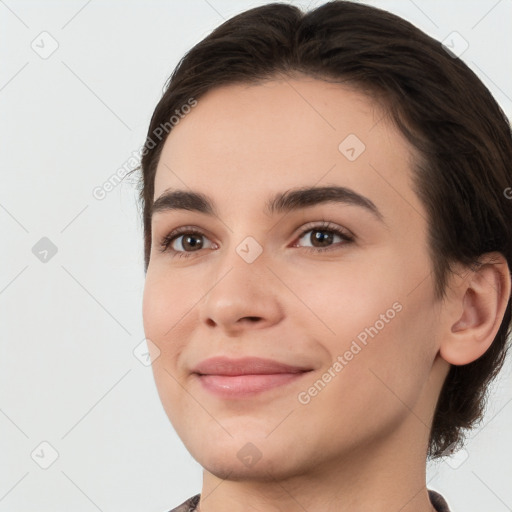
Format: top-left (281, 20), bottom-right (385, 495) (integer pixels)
top-left (129, 0), bottom-right (512, 460)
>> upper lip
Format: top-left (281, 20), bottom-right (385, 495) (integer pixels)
top-left (192, 356), bottom-right (313, 376)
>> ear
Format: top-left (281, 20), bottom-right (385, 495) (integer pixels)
top-left (439, 252), bottom-right (511, 366)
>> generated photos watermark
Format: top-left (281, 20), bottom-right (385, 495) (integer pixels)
top-left (92, 97), bottom-right (198, 201)
top-left (297, 301), bottom-right (403, 405)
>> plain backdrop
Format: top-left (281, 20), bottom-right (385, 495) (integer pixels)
top-left (1, 1), bottom-right (511, 511)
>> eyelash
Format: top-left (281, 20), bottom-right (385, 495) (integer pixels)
top-left (158, 221), bottom-right (354, 259)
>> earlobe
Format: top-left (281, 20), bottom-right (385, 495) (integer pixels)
top-left (439, 253), bottom-right (511, 366)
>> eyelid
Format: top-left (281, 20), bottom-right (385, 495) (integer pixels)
top-left (158, 220), bottom-right (354, 257)
top-left (292, 220), bottom-right (354, 242)
top-left (158, 225), bottom-right (217, 253)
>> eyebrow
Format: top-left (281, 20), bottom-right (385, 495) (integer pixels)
top-left (151, 186), bottom-right (385, 223)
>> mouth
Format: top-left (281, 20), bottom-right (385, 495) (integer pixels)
top-left (194, 371), bottom-right (313, 398)
top-left (192, 356), bottom-right (314, 399)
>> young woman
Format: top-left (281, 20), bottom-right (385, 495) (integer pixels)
top-left (130, 1), bottom-right (512, 510)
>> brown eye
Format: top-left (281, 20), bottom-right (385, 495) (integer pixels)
top-left (306, 229), bottom-right (336, 248)
top-left (158, 221), bottom-right (354, 260)
top-left (159, 228), bottom-right (215, 258)
top-left (173, 233), bottom-right (204, 252)
top-left (295, 222), bottom-right (354, 252)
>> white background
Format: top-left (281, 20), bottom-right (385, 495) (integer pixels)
top-left (1, 1), bottom-right (511, 511)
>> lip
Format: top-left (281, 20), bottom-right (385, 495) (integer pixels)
top-left (192, 356), bottom-right (312, 375)
top-left (192, 356), bottom-right (313, 399)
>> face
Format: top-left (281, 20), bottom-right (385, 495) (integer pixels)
top-left (143, 77), bottom-right (446, 481)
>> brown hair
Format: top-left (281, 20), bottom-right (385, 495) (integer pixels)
top-left (128, 0), bottom-right (512, 459)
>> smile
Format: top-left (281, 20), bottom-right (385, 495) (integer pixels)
top-left (196, 371), bottom-right (312, 399)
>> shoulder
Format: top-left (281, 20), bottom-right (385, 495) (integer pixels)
top-left (428, 488), bottom-right (451, 512)
top-left (165, 493), bottom-right (200, 512)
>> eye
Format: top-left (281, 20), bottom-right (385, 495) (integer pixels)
top-left (293, 221), bottom-right (354, 253)
top-left (157, 221), bottom-right (354, 260)
top-left (158, 227), bottom-right (216, 259)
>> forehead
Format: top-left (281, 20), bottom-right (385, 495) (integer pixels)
top-left (153, 78), bottom-right (424, 225)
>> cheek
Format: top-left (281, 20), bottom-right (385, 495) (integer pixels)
top-left (299, 299), bottom-right (434, 447)
top-left (289, 253), bottom-right (435, 392)
top-left (286, 255), bottom-right (403, 346)
top-left (142, 269), bottom-right (190, 360)
top-left (334, 283), bottom-right (436, 420)
top-left (142, 273), bottom-right (166, 345)
top-left (142, 271), bottom-right (194, 421)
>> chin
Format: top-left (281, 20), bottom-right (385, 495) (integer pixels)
top-left (198, 451), bottom-right (299, 483)
top-left (186, 432), bottom-right (307, 483)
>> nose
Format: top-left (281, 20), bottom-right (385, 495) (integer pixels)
top-left (198, 252), bottom-right (284, 336)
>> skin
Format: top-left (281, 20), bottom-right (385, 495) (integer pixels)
top-left (142, 76), bottom-right (511, 512)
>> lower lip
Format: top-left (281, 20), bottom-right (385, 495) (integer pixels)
top-left (196, 372), bottom-right (310, 398)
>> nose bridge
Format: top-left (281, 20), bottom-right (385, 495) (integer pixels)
top-left (215, 208), bottom-right (269, 276)
top-left (210, 232), bottom-right (269, 303)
